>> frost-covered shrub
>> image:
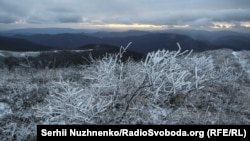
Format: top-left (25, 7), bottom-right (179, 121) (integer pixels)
top-left (34, 80), bottom-right (97, 124)
top-left (214, 59), bottom-right (242, 85)
top-left (141, 43), bottom-right (215, 107)
top-left (34, 42), bottom-right (225, 124)
top-left (34, 43), bottom-right (147, 124)
top-left (179, 54), bottom-right (215, 84)
top-left (81, 43), bottom-right (153, 123)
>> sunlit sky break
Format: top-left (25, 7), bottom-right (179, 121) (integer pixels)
top-left (0, 0), bottom-right (250, 32)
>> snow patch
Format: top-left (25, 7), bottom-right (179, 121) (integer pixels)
top-left (0, 102), bottom-right (12, 119)
top-left (0, 50), bottom-right (40, 58)
top-left (0, 52), bottom-right (5, 57)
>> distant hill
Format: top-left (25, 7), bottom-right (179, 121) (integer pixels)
top-left (10, 33), bottom-right (221, 54)
top-left (0, 36), bottom-right (54, 51)
top-left (89, 30), bottom-right (152, 38)
top-left (0, 29), bottom-right (249, 54)
top-left (2, 44), bottom-right (145, 69)
top-left (213, 35), bottom-right (250, 51)
top-left (164, 29), bottom-right (250, 42)
top-left (13, 33), bottom-right (101, 49)
top-left (99, 33), bottom-right (219, 53)
top-left (0, 28), bottom-right (96, 35)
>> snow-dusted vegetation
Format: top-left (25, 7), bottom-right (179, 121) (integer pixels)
top-left (0, 43), bottom-right (250, 140)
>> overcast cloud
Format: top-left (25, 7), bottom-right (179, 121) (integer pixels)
top-left (0, 0), bottom-right (250, 31)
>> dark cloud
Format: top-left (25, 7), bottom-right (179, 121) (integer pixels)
top-left (0, 16), bottom-right (16, 23)
top-left (128, 9), bottom-right (250, 26)
top-left (0, 0), bottom-right (249, 30)
top-left (56, 15), bottom-right (83, 23)
top-left (188, 18), bottom-right (213, 27)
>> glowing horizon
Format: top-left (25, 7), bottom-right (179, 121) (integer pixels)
top-left (1, 21), bottom-right (250, 32)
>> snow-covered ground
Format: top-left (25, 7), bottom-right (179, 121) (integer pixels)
top-left (0, 102), bottom-right (12, 119)
top-left (0, 50), bottom-right (41, 58)
top-left (0, 49), bottom-right (95, 58)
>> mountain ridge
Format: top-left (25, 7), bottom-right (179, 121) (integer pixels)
top-left (0, 35), bottom-right (54, 51)
top-left (0, 29), bottom-right (249, 54)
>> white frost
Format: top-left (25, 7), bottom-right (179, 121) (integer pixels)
top-left (0, 102), bottom-right (12, 119)
top-left (232, 51), bottom-right (250, 80)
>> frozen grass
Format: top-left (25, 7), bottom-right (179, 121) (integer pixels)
top-left (0, 43), bottom-right (250, 140)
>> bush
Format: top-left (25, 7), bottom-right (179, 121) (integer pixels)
top-left (34, 42), bottom-right (242, 124)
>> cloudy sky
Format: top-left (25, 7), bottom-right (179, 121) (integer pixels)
top-left (0, 0), bottom-right (250, 32)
